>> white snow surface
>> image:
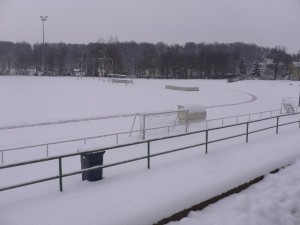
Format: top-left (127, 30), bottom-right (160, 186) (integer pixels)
top-left (1, 76), bottom-right (300, 225)
top-left (168, 158), bottom-right (300, 225)
top-left (178, 103), bottom-right (206, 113)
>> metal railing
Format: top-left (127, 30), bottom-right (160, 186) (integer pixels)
top-left (1, 106), bottom-right (299, 165)
top-left (1, 112), bottom-right (300, 193)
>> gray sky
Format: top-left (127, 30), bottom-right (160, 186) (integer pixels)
top-left (0, 0), bottom-right (299, 53)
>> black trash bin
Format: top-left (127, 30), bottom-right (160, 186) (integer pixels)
top-left (80, 151), bottom-right (105, 181)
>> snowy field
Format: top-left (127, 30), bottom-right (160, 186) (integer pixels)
top-left (0, 76), bottom-right (298, 149)
top-left (1, 76), bottom-right (300, 225)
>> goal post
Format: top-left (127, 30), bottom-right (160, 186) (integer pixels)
top-left (281, 97), bottom-right (295, 114)
top-left (130, 109), bottom-right (189, 140)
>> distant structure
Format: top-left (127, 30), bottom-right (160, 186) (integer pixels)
top-left (165, 85), bottom-right (199, 91)
top-left (178, 104), bottom-right (207, 123)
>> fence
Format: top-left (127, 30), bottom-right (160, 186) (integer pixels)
top-left (0, 107), bottom-right (299, 165)
top-left (1, 111), bottom-right (300, 193)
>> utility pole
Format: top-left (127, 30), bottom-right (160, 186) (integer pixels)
top-left (40, 16), bottom-right (48, 76)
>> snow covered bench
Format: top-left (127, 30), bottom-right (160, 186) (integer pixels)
top-left (165, 85), bottom-right (199, 91)
top-left (112, 78), bottom-right (134, 85)
top-left (178, 104), bottom-right (207, 123)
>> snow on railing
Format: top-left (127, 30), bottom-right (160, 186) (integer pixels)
top-left (1, 111), bottom-right (300, 192)
top-left (0, 107), bottom-right (299, 165)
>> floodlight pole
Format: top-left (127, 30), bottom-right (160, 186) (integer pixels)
top-left (40, 16), bottom-right (48, 76)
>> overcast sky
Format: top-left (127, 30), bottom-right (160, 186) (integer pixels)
top-left (0, 0), bottom-right (299, 53)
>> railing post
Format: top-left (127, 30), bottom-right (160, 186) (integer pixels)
top-left (84, 139), bottom-right (87, 145)
top-left (167, 126), bottom-right (170, 136)
top-left (276, 116), bottom-right (279, 134)
top-left (116, 134), bottom-right (119, 145)
top-left (205, 130), bottom-right (208, 154)
top-left (246, 122), bottom-right (249, 143)
top-left (147, 141), bottom-right (150, 169)
top-left (59, 158), bottom-right (63, 192)
top-left (222, 119), bottom-right (224, 126)
top-left (185, 124), bottom-right (188, 133)
top-left (142, 116), bottom-right (146, 140)
top-left (142, 129), bottom-right (146, 140)
top-left (46, 144), bottom-right (49, 157)
top-left (1, 151), bottom-right (3, 165)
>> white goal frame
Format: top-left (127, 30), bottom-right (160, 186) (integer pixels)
top-left (129, 109), bottom-right (189, 140)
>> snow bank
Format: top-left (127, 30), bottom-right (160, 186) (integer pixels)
top-left (168, 158), bottom-right (300, 225)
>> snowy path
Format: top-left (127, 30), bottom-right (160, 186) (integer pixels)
top-left (168, 158), bottom-right (300, 225)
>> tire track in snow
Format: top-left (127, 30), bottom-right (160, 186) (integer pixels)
top-left (207, 89), bottom-right (257, 109)
top-left (0, 113), bottom-right (136, 131)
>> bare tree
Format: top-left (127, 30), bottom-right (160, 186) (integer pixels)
top-left (268, 46), bottom-right (290, 80)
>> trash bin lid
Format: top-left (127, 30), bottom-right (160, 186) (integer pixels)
top-left (77, 144), bottom-right (105, 154)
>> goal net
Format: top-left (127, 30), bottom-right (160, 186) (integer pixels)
top-left (130, 110), bottom-right (189, 140)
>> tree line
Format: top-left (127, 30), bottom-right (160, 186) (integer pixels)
top-left (0, 40), bottom-right (299, 79)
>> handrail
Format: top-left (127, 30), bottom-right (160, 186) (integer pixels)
top-left (0, 107), bottom-right (299, 165)
top-left (1, 112), bottom-right (300, 193)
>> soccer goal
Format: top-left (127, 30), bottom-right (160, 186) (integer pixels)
top-left (281, 97), bottom-right (295, 114)
top-left (129, 109), bottom-right (189, 140)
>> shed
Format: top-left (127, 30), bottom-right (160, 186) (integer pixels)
top-left (178, 104), bottom-right (206, 123)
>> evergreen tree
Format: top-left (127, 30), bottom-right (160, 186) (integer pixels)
top-left (251, 61), bottom-right (261, 77)
top-left (239, 57), bottom-right (246, 75)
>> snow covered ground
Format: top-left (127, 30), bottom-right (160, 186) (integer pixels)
top-left (1, 76), bottom-right (300, 225)
top-left (168, 158), bottom-right (300, 225)
top-left (0, 76), bottom-right (299, 150)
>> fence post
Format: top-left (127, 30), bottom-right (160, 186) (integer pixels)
top-left (142, 116), bottom-right (146, 140)
top-left (276, 116), bottom-right (279, 134)
top-left (1, 151), bottom-right (3, 165)
top-left (147, 141), bottom-right (150, 169)
top-left (46, 144), bottom-right (49, 157)
top-left (246, 122), bottom-right (249, 143)
top-left (205, 130), bottom-right (208, 154)
top-left (59, 158), bottom-right (63, 192)
top-left (116, 134), bottom-right (119, 145)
